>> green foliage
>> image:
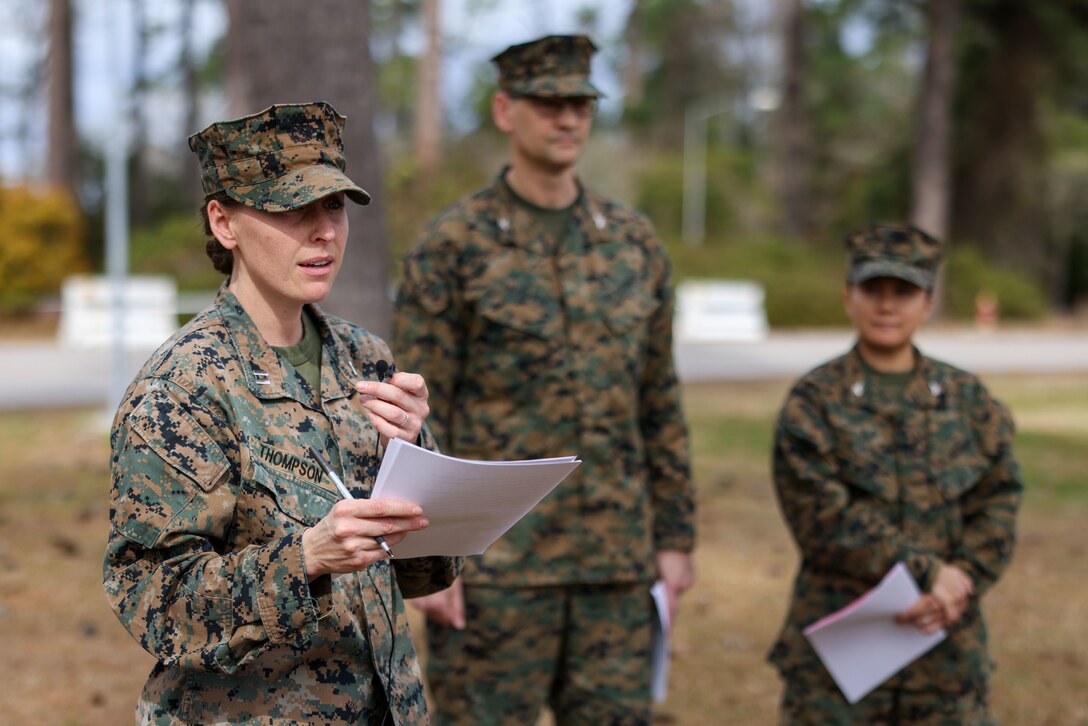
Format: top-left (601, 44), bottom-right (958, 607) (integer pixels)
top-left (129, 213), bottom-right (226, 290)
top-left (622, 0), bottom-right (740, 146)
top-left (666, 233), bottom-right (1049, 327)
top-left (804, 1), bottom-right (920, 233)
top-left (666, 236), bottom-right (849, 328)
top-left (634, 145), bottom-right (767, 244)
top-left (383, 136), bottom-right (500, 276)
top-left (944, 245), bottom-right (1048, 321)
top-left (0, 186), bottom-right (87, 314)
top-left (636, 154), bottom-right (727, 243)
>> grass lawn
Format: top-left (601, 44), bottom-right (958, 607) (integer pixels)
top-left (0, 375), bottom-right (1085, 725)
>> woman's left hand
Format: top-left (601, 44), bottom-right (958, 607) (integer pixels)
top-left (896, 593), bottom-right (945, 634)
top-left (356, 371), bottom-right (430, 447)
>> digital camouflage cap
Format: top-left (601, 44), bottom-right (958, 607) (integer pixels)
top-left (845, 223), bottom-right (943, 290)
top-left (188, 101), bottom-right (370, 212)
top-left (492, 34), bottom-right (602, 98)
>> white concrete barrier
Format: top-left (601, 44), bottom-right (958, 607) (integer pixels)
top-left (675, 279), bottom-right (768, 343)
top-left (58, 275), bottom-right (178, 349)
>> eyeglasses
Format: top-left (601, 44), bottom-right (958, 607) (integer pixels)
top-left (512, 94), bottom-right (597, 120)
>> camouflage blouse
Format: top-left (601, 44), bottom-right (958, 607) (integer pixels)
top-left (104, 285), bottom-right (459, 724)
top-left (769, 346), bottom-right (1023, 696)
top-left (394, 171), bottom-right (696, 587)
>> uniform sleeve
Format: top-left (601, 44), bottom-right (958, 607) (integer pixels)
top-left (103, 382), bottom-right (321, 674)
top-left (950, 387), bottom-right (1023, 595)
top-left (639, 237), bottom-right (696, 553)
top-left (772, 384), bottom-right (941, 588)
top-left (392, 232), bottom-right (466, 454)
top-left (391, 418), bottom-right (464, 597)
top-left (391, 245), bottom-right (466, 595)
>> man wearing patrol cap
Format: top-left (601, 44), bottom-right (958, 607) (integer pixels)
top-left (104, 101), bottom-right (461, 724)
top-left (394, 34), bottom-right (697, 724)
top-left (769, 223), bottom-right (1023, 723)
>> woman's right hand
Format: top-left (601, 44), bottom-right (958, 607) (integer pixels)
top-left (302, 498), bottom-right (428, 579)
top-left (930, 562), bottom-right (974, 626)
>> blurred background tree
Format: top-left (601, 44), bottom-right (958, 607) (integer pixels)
top-left (3, 0), bottom-right (1088, 329)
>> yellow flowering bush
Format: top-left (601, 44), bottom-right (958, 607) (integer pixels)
top-left (0, 185), bottom-right (87, 314)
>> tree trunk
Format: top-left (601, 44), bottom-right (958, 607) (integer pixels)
top-left (622, 0), bottom-right (645, 109)
top-left (179, 0), bottom-right (202, 209)
top-left (46, 0), bottom-right (78, 198)
top-left (776, 0), bottom-right (811, 238)
top-left (910, 0), bottom-right (959, 242)
top-left (226, 0), bottom-right (391, 337)
top-left (129, 0), bottom-right (151, 226)
top-left (413, 0), bottom-right (443, 177)
top-left (953, 2), bottom-right (1052, 296)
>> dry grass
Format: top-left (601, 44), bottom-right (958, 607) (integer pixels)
top-left (0, 375), bottom-right (1085, 725)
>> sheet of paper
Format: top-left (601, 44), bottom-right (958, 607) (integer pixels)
top-left (650, 580), bottom-right (671, 703)
top-left (370, 438), bottom-right (581, 559)
top-left (802, 562), bottom-right (947, 704)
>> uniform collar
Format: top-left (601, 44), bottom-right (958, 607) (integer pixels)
top-left (213, 284), bottom-right (357, 403)
top-left (486, 166), bottom-right (610, 252)
top-left (841, 344), bottom-right (946, 412)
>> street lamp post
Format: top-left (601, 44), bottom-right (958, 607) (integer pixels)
top-left (105, 3), bottom-right (131, 416)
top-left (681, 89), bottom-right (779, 248)
top-left (681, 100), bottom-right (730, 247)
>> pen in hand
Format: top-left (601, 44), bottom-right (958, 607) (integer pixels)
top-left (307, 445), bottom-right (395, 559)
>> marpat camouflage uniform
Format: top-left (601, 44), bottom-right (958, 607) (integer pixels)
top-left (105, 287), bottom-right (459, 724)
top-left (769, 224), bottom-right (1023, 725)
top-left (396, 173), bottom-right (694, 585)
top-left (394, 166), bottom-right (694, 722)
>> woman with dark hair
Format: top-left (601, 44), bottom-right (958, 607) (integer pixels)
top-left (104, 102), bottom-right (460, 724)
top-left (769, 224), bottom-right (1023, 725)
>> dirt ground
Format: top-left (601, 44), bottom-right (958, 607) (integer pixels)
top-left (0, 376), bottom-right (1085, 725)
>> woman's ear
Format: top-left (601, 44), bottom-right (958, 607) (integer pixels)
top-left (207, 199), bottom-right (238, 250)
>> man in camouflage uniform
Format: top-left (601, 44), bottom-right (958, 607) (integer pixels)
top-left (770, 224), bottom-right (1023, 724)
top-left (393, 35), bottom-right (697, 725)
top-left (104, 102), bottom-right (461, 724)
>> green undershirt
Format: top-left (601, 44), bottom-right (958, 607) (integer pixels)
top-left (272, 308), bottom-right (322, 395)
top-left (862, 358), bottom-right (914, 400)
top-left (503, 177), bottom-right (575, 246)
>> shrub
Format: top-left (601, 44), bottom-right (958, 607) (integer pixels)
top-left (944, 245), bottom-right (1048, 321)
top-left (0, 185), bottom-right (87, 314)
top-left (129, 213), bottom-right (227, 291)
top-left (665, 233), bottom-right (1052, 327)
top-left (667, 236), bottom-right (848, 327)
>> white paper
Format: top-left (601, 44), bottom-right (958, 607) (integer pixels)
top-left (802, 562), bottom-right (947, 704)
top-left (650, 580), bottom-right (671, 703)
top-left (369, 438), bottom-right (581, 558)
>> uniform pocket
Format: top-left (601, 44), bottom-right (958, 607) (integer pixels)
top-left (600, 288), bottom-right (657, 337)
top-left (831, 417), bottom-right (899, 503)
top-left (247, 456), bottom-right (337, 528)
top-left (468, 248), bottom-right (564, 341)
top-left (928, 409), bottom-right (988, 502)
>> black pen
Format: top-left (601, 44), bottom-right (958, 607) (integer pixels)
top-left (307, 445), bottom-right (394, 559)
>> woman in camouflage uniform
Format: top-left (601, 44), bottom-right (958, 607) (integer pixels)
top-left (103, 102), bottom-right (460, 725)
top-left (769, 224), bottom-right (1023, 725)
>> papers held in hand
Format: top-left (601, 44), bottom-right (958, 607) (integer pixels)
top-left (802, 562), bottom-right (947, 704)
top-left (650, 580), bottom-right (671, 703)
top-left (370, 438), bottom-right (581, 559)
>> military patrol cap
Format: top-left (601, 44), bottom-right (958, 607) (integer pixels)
top-left (845, 223), bottom-right (943, 290)
top-left (188, 101), bottom-right (370, 212)
top-left (492, 34), bottom-right (602, 98)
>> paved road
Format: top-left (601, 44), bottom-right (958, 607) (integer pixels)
top-left (676, 327), bottom-right (1088, 382)
top-left (1, 327), bottom-right (1087, 410)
